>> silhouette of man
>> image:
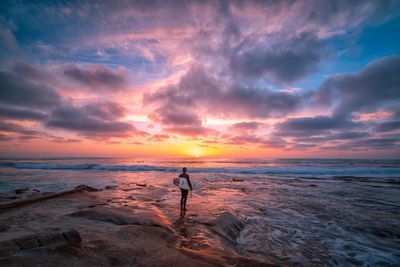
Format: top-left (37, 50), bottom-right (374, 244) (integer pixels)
top-left (179, 167), bottom-right (193, 213)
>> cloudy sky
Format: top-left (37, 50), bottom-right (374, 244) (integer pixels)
top-left (1, 0), bottom-right (400, 158)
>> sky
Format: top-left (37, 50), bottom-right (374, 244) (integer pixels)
top-left (0, 0), bottom-right (400, 158)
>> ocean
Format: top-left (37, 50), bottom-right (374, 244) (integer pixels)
top-left (1, 158), bottom-right (399, 191)
top-left (1, 157), bottom-right (400, 265)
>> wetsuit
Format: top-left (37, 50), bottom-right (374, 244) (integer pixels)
top-left (179, 173), bottom-right (192, 211)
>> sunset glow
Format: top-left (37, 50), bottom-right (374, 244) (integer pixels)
top-left (0, 1), bottom-right (399, 158)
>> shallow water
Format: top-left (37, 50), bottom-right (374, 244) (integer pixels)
top-left (1, 158), bottom-right (400, 266)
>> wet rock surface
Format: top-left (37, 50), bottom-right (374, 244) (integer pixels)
top-left (0, 229), bottom-right (81, 258)
top-left (3, 172), bottom-right (398, 267)
top-left (69, 206), bottom-right (167, 229)
top-left (0, 185), bottom-right (276, 267)
top-left (203, 212), bottom-right (245, 245)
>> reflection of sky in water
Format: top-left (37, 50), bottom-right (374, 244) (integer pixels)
top-left (1, 162), bottom-right (400, 266)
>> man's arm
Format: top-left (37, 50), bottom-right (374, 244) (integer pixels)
top-left (186, 175), bottom-right (193, 191)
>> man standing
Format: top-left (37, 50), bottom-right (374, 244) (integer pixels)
top-left (179, 167), bottom-right (193, 213)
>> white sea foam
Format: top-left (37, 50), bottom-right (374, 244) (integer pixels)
top-left (1, 161), bottom-right (399, 179)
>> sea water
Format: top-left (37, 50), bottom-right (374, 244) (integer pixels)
top-left (1, 157), bottom-right (399, 265)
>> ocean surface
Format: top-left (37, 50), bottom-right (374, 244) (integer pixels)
top-left (1, 157), bottom-right (400, 266)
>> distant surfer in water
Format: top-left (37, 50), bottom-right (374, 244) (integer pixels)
top-left (179, 167), bottom-right (193, 213)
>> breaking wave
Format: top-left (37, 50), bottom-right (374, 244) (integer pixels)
top-left (1, 161), bottom-right (399, 179)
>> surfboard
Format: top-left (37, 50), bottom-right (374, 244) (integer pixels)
top-left (173, 177), bottom-right (202, 190)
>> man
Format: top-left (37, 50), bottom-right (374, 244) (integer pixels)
top-left (179, 167), bottom-right (193, 213)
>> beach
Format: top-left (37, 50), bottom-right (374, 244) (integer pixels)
top-left (0, 158), bottom-right (400, 266)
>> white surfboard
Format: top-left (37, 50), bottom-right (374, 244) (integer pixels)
top-left (173, 177), bottom-right (202, 190)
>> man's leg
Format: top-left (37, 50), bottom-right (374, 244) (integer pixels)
top-left (184, 189), bottom-right (188, 211)
top-left (180, 190), bottom-right (184, 211)
top-left (182, 189), bottom-right (188, 211)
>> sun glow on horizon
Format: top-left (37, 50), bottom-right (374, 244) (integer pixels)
top-left (186, 147), bottom-right (206, 158)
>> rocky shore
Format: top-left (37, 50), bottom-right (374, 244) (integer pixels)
top-left (0, 184), bottom-right (277, 267)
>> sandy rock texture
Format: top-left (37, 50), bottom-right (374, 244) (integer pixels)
top-left (0, 184), bottom-right (278, 267)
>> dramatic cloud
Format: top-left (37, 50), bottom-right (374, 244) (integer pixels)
top-left (0, 121), bottom-right (25, 133)
top-left (148, 101), bottom-right (210, 136)
top-left (222, 134), bottom-right (287, 149)
top-left (64, 65), bottom-right (128, 91)
top-left (0, 105), bottom-right (48, 121)
top-left (230, 33), bottom-right (325, 84)
top-left (147, 134), bottom-right (170, 142)
top-left (225, 135), bottom-right (263, 145)
top-left (0, 121), bottom-right (42, 141)
top-left (0, 120), bottom-right (83, 143)
top-left (275, 115), bottom-right (360, 137)
top-left (391, 109), bottom-right (400, 119)
top-left (47, 102), bottom-right (145, 138)
top-left (11, 62), bottom-right (56, 82)
top-left (149, 109), bottom-right (202, 126)
top-left (223, 85), bottom-right (302, 118)
top-left (281, 56), bottom-right (400, 152)
top-left (0, 134), bottom-right (12, 141)
top-left (348, 137), bottom-right (400, 149)
top-left (48, 136), bottom-right (81, 144)
top-left (292, 131), bottom-right (371, 145)
top-left (0, 66), bottom-right (60, 109)
top-left (316, 56), bottom-right (400, 115)
top-left (229, 122), bottom-right (263, 132)
top-left (145, 66), bottom-right (302, 121)
top-left (82, 102), bottom-right (127, 121)
top-left (0, 63), bottom-right (54, 127)
top-left (225, 122), bottom-right (267, 144)
top-left (163, 125), bottom-right (212, 136)
top-left (328, 131), bottom-right (371, 140)
top-left (0, 17), bottom-right (21, 61)
top-left (375, 120), bottom-right (400, 132)
top-left (276, 117), bottom-right (399, 151)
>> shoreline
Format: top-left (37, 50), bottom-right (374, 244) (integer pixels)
top-left (1, 169), bottom-right (399, 266)
top-left (0, 184), bottom-right (277, 267)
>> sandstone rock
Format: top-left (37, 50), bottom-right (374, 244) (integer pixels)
top-left (0, 240), bottom-right (19, 257)
top-left (14, 236), bottom-right (39, 250)
top-left (105, 185), bottom-right (117, 190)
top-left (241, 188), bottom-right (249, 194)
top-left (62, 229), bottom-right (82, 244)
top-left (75, 185), bottom-right (99, 192)
top-left (14, 188), bottom-right (29, 194)
top-left (69, 206), bottom-right (165, 229)
top-left (37, 232), bottom-right (66, 247)
top-left (202, 212), bottom-right (244, 245)
top-left (0, 224), bottom-right (10, 232)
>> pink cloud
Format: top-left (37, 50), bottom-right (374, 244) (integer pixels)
top-left (64, 65), bottom-right (129, 91)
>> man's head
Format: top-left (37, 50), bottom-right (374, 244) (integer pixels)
top-left (182, 167), bottom-right (187, 173)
